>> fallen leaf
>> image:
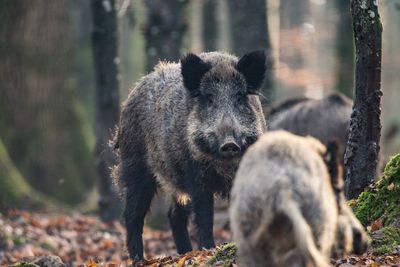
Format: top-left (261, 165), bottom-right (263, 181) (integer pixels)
top-left (85, 259), bottom-right (98, 267)
top-left (370, 218), bottom-right (383, 232)
top-left (387, 182), bottom-right (395, 191)
top-left (178, 256), bottom-right (187, 267)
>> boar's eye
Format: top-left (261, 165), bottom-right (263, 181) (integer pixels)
top-left (204, 93), bottom-right (213, 104)
top-left (236, 92), bottom-right (246, 103)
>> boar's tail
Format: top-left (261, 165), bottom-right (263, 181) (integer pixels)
top-left (251, 197), bottom-right (329, 267)
top-left (280, 200), bottom-right (329, 267)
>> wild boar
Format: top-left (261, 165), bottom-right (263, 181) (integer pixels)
top-left (112, 51), bottom-right (267, 260)
top-left (230, 131), bottom-right (368, 267)
top-left (267, 93), bottom-right (353, 166)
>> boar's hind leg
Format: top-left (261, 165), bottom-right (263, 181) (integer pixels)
top-left (168, 200), bottom-right (193, 254)
top-left (192, 189), bottom-right (215, 249)
top-left (123, 162), bottom-right (157, 261)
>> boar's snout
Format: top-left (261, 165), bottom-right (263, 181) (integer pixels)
top-left (352, 227), bottom-right (369, 254)
top-left (219, 140), bottom-right (241, 158)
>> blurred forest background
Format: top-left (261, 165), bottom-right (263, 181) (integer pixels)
top-left (0, 0), bottom-right (400, 214)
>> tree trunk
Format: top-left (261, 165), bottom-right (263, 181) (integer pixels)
top-left (278, 0), bottom-right (311, 94)
top-left (144, 0), bottom-right (188, 72)
top-left (280, 0), bottom-right (311, 30)
top-left (91, 0), bottom-right (122, 221)
top-left (228, 0), bottom-right (274, 104)
top-left (190, 0), bottom-right (204, 53)
top-left (0, 0), bottom-right (96, 204)
top-left (203, 0), bottom-right (217, 51)
top-left (335, 0), bottom-right (355, 98)
top-left (0, 139), bottom-right (33, 209)
top-left (344, 0), bottom-right (382, 199)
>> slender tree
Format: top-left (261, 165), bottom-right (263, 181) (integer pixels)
top-left (335, 0), bottom-right (355, 98)
top-left (228, 0), bottom-right (274, 104)
top-left (344, 0), bottom-right (383, 199)
top-left (91, 0), bottom-right (122, 221)
top-left (202, 0), bottom-right (218, 51)
top-left (280, 0), bottom-right (310, 30)
top-left (279, 0), bottom-right (311, 93)
top-left (143, 0), bottom-right (188, 72)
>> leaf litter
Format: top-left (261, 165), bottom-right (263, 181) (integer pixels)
top-left (0, 210), bottom-right (399, 266)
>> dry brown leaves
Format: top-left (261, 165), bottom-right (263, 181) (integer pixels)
top-left (1, 210), bottom-right (399, 267)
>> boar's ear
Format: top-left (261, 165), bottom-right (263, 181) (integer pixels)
top-left (181, 53), bottom-right (211, 96)
top-left (236, 50), bottom-right (266, 94)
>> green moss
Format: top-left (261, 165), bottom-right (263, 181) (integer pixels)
top-left (0, 139), bottom-right (31, 205)
top-left (0, 138), bottom-right (63, 209)
top-left (208, 243), bottom-right (237, 267)
top-left (352, 154), bottom-right (400, 226)
top-left (371, 226), bottom-right (400, 255)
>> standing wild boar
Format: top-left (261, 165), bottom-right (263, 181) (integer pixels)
top-left (230, 131), bottom-right (368, 267)
top-left (112, 51), bottom-right (267, 260)
top-left (267, 93), bottom-right (353, 165)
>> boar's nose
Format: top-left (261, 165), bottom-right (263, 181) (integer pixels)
top-left (352, 228), bottom-right (369, 254)
top-left (219, 141), bottom-right (241, 158)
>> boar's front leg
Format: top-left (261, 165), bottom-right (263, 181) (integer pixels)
top-left (123, 163), bottom-right (157, 261)
top-left (191, 188), bottom-right (215, 249)
top-left (168, 199), bottom-right (193, 254)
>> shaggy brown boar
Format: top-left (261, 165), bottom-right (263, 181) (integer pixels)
top-left (230, 131), bottom-right (368, 267)
top-left (112, 51), bottom-right (267, 260)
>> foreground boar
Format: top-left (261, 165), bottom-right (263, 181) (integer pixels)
top-left (112, 51), bottom-right (267, 260)
top-left (267, 93), bottom-right (353, 165)
top-left (230, 131), bottom-right (368, 267)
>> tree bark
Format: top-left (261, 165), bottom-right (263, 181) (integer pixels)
top-left (0, 0), bottom-right (96, 204)
top-left (203, 0), bottom-right (217, 51)
top-left (91, 0), bottom-right (122, 221)
top-left (143, 0), bottom-right (188, 72)
top-left (227, 0), bottom-right (274, 105)
top-left (335, 0), bottom-right (355, 98)
top-left (280, 0), bottom-right (311, 30)
top-left (278, 0), bottom-right (311, 93)
top-left (344, 0), bottom-right (382, 199)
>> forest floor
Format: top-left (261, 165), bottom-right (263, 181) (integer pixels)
top-left (1, 210), bottom-right (400, 267)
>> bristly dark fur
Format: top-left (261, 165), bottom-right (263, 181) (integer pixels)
top-left (112, 51), bottom-right (267, 260)
top-left (327, 93), bottom-right (349, 105)
top-left (181, 54), bottom-right (212, 96)
top-left (236, 50), bottom-right (266, 94)
top-left (268, 93), bottom-right (351, 118)
top-left (268, 97), bottom-right (310, 116)
top-left (268, 93), bottom-right (353, 169)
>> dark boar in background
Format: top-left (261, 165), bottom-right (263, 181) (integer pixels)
top-left (230, 131), bottom-right (369, 267)
top-left (267, 93), bottom-right (352, 165)
top-left (112, 51), bottom-right (267, 260)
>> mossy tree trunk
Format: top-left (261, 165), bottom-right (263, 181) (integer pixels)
top-left (344, 0), bottom-right (382, 199)
top-left (0, 139), bottom-right (50, 209)
top-left (228, 0), bottom-right (274, 105)
top-left (0, 139), bottom-right (31, 208)
top-left (0, 0), bottom-right (96, 204)
top-left (91, 0), bottom-right (122, 221)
